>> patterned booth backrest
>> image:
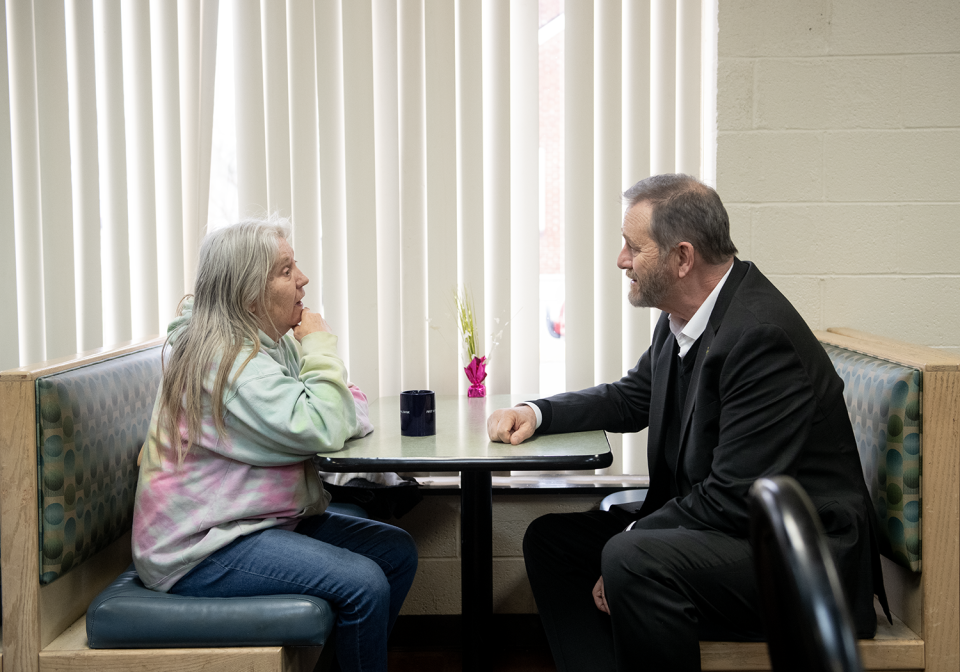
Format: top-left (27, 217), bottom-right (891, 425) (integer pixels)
top-left (37, 346), bottom-right (163, 585)
top-left (823, 343), bottom-right (922, 573)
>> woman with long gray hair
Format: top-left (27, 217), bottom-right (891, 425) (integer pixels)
top-left (132, 218), bottom-right (417, 672)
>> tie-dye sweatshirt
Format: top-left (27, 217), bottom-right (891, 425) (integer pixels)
top-left (133, 300), bottom-right (372, 592)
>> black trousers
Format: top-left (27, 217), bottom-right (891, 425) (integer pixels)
top-left (523, 510), bottom-right (765, 672)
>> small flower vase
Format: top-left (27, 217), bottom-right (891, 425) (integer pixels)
top-left (464, 355), bottom-right (487, 398)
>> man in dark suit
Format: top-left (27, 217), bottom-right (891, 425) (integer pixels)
top-left (486, 174), bottom-right (887, 672)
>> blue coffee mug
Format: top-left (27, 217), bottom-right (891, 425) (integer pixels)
top-left (400, 390), bottom-right (436, 437)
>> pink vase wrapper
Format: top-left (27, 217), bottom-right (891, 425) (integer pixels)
top-left (464, 356), bottom-right (487, 397)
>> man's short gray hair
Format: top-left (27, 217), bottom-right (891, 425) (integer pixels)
top-left (623, 174), bottom-right (737, 265)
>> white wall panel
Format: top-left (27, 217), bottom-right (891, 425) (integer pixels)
top-left (65, 0), bottom-right (102, 352)
top-left (35, 0), bottom-right (78, 358)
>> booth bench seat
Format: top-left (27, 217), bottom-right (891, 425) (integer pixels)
top-left (689, 329), bottom-right (958, 672)
top-left (0, 338), bottom-right (360, 672)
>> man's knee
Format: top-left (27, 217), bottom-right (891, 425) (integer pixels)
top-left (600, 530), bottom-right (669, 594)
top-left (523, 513), bottom-right (564, 560)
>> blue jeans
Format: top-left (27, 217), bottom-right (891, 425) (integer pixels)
top-left (170, 512), bottom-right (418, 672)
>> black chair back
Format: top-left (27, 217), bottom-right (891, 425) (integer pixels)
top-left (749, 476), bottom-right (863, 672)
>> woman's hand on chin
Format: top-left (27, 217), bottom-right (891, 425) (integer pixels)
top-left (294, 308), bottom-right (332, 341)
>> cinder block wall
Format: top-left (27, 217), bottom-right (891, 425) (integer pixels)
top-left (717, 0), bottom-right (960, 355)
top-left (395, 493), bottom-right (605, 615)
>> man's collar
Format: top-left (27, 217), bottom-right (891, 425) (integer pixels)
top-left (668, 263), bottom-right (734, 358)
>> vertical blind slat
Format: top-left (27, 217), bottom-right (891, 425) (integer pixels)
top-left (286, 0), bottom-right (321, 298)
top-left (371, 0), bottom-right (401, 396)
top-left (94, 0), bottom-right (132, 347)
top-left (425, 0), bottom-right (458, 395)
top-left (594, 0), bottom-right (622, 384)
top-left (122, 0), bottom-right (160, 339)
top-left (7, 0), bottom-right (44, 365)
top-left (234, 0), bottom-right (268, 218)
top-left (509, 0), bottom-right (538, 395)
top-left (342, 0), bottom-right (380, 398)
top-left (317, 0), bottom-right (351, 372)
top-left (595, 0), bottom-right (623, 473)
top-left (482, 0), bottom-right (510, 395)
top-left (65, 0), bottom-right (102, 353)
top-left (621, 0), bottom-right (652, 366)
top-left (700, 0), bottom-right (718, 188)
top-left (0, 0), bottom-right (19, 369)
top-left (261, 0), bottom-right (291, 219)
top-left (621, 0), bottom-right (653, 476)
top-left (564, 0), bottom-right (594, 392)
top-left (151, 0), bottom-right (185, 324)
top-left (455, 0), bottom-right (484, 385)
top-left (177, 0), bottom-right (200, 287)
top-left (36, 0), bottom-right (78, 359)
top-left (398, 0), bottom-right (427, 390)
top-left (650, 0), bottom-right (675, 174)
top-left (178, 0), bottom-right (219, 292)
top-left (676, 0), bottom-right (700, 177)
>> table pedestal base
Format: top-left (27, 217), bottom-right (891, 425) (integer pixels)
top-left (461, 471), bottom-right (493, 672)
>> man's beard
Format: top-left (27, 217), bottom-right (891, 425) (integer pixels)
top-left (627, 254), bottom-right (672, 309)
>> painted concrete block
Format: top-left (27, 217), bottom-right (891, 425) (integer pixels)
top-left (750, 204), bottom-right (900, 274)
top-left (824, 130), bottom-right (960, 202)
top-left (829, 0), bottom-right (960, 55)
top-left (718, 0), bottom-right (829, 58)
top-left (763, 274), bottom-right (822, 329)
top-left (401, 557), bottom-right (462, 615)
top-left (492, 495), bottom-right (604, 556)
top-left (390, 496), bottom-right (459, 558)
top-left (725, 204), bottom-right (752, 259)
top-left (755, 58), bottom-right (901, 130)
top-left (822, 276), bottom-right (960, 348)
top-left (493, 558), bottom-right (537, 613)
top-left (898, 205), bottom-right (960, 274)
top-left (903, 55), bottom-right (960, 128)
top-left (717, 59), bottom-right (754, 131)
top-left (717, 131), bottom-right (822, 202)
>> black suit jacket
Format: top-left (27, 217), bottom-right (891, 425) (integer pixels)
top-left (532, 259), bottom-right (888, 631)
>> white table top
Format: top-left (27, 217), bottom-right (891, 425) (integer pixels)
top-left (315, 394), bottom-right (611, 472)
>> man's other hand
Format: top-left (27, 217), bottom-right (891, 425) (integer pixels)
top-left (593, 577), bottom-right (610, 614)
top-left (486, 405), bottom-right (537, 445)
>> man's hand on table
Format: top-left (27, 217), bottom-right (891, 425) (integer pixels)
top-left (486, 405), bottom-right (537, 445)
